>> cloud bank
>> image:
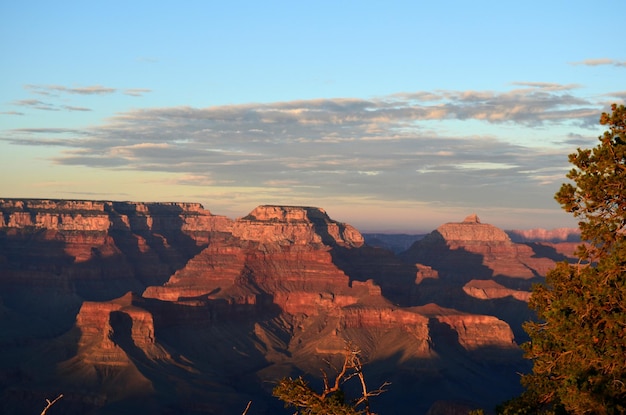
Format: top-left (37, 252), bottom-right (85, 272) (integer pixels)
top-left (1, 83), bottom-right (613, 228)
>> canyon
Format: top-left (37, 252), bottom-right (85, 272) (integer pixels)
top-left (0, 199), bottom-right (578, 414)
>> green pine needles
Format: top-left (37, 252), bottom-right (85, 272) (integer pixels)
top-left (500, 104), bottom-right (626, 414)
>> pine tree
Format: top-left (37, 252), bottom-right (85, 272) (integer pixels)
top-left (500, 104), bottom-right (626, 414)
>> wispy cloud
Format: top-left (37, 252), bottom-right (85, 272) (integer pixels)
top-left (25, 84), bottom-right (117, 95)
top-left (510, 82), bottom-right (582, 91)
top-left (123, 88), bottom-right (152, 97)
top-left (11, 99), bottom-right (90, 112)
top-left (606, 91), bottom-right (626, 100)
top-left (11, 99), bottom-right (59, 111)
top-left (10, 84), bottom-right (149, 113)
top-left (570, 58), bottom-right (626, 68)
top-left (62, 105), bottom-right (92, 112)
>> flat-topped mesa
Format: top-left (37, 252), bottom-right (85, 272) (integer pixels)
top-left (232, 205), bottom-right (364, 247)
top-left (429, 214), bottom-right (512, 244)
top-left (0, 198), bottom-right (111, 231)
top-left (401, 214), bottom-right (550, 281)
top-left (105, 201), bottom-right (233, 234)
top-left (506, 227), bottom-right (581, 243)
top-left (0, 198), bottom-right (233, 234)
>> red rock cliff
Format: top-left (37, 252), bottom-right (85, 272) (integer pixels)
top-left (232, 205), bottom-right (364, 247)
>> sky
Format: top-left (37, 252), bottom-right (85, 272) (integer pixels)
top-left (1, 1), bottom-right (625, 233)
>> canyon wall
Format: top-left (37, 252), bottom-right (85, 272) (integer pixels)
top-left (0, 200), bottom-right (575, 415)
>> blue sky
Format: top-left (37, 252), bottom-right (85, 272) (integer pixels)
top-left (1, 1), bottom-right (625, 232)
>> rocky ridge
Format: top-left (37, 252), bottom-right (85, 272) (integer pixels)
top-left (0, 200), bottom-right (575, 414)
top-left (506, 227), bottom-right (581, 243)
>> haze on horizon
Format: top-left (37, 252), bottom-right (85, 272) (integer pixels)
top-left (1, 1), bottom-right (625, 233)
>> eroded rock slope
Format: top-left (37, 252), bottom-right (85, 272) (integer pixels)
top-left (0, 201), bottom-right (575, 414)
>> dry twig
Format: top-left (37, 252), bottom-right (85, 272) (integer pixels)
top-left (40, 394), bottom-right (63, 415)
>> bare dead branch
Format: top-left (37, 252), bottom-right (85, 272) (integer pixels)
top-left (320, 350), bottom-right (352, 399)
top-left (40, 394), bottom-right (63, 415)
top-left (241, 400), bottom-right (252, 415)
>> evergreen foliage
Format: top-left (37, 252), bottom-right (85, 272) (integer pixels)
top-left (500, 104), bottom-right (626, 414)
top-left (273, 376), bottom-right (359, 415)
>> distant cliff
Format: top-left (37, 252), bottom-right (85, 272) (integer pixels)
top-left (506, 227), bottom-right (581, 243)
top-left (0, 198), bottom-right (232, 234)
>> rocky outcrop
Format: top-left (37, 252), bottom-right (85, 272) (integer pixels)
top-left (0, 199), bottom-right (235, 313)
top-left (145, 206), bottom-right (363, 302)
top-left (463, 279), bottom-right (531, 302)
top-left (433, 214), bottom-right (511, 243)
top-left (233, 205), bottom-right (363, 247)
top-left (0, 202), bottom-right (549, 414)
top-left (75, 292), bottom-right (169, 364)
top-left (401, 214), bottom-right (557, 281)
top-left (398, 214), bottom-right (576, 349)
top-left (0, 198), bottom-right (233, 238)
top-left (506, 227), bottom-right (581, 243)
top-left (0, 199), bottom-right (110, 231)
top-left (417, 304), bottom-right (516, 351)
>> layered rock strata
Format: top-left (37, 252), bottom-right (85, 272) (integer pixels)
top-left (0, 201), bottom-right (560, 414)
top-left (0, 198), bottom-right (232, 237)
top-left (233, 205), bottom-right (364, 247)
top-left (401, 214), bottom-right (556, 282)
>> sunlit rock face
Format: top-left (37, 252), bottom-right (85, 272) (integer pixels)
top-left (0, 198), bottom-right (232, 236)
top-left (416, 303), bottom-right (516, 352)
top-left (401, 214), bottom-right (556, 281)
top-left (462, 279), bottom-right (531, 301)
top-left (433, 213), bottom-right (511, 243)
top-left (0, 199), bottom-right (233, 307)
top-left (1, 201), bottom-right (575, 414)
top-left (398, 214), bottom-right (575, 351)
top-left (143, 205), bottom-right (359, 302)
top-left (75, 292), bottom-right (169, 364)
top-left (232, 205), bottom-right (364, 247)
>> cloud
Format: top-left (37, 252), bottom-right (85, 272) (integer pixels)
top-left (0, 111), bottom-right (25, 116)
top-left (12, 83), bottom-right (148, 113)
top-left (570, 59), bottom-right (626, 67)
top-left (62, 105), bottom-right (92, 112)
top-left (25, 84), bottom-right (117, 95)
top-left (25, 84), bottom-right (151, 97)
top-left (561, 132), bottom-right (596, 147)
top-left (510, 82), bottom-right (581, 91)
top-left (11, 99), bottom-right (59, 111)
top-left (123, 88), bottom-right (152, 97)
top-left (455, 162), bottom-right (519, 171)
top-left (11, 127), bottom-right (87, 135)
top-left (2, 85), bottom-right (605, 218)
top-left (605, 90), bottom-right (626, 100)
top-left (11, 99), bottom-right (91, 112)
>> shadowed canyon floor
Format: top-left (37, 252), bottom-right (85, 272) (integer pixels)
top-left (0, 199), bottom-right (578, 414)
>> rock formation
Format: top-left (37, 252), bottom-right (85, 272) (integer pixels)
top-left (506, 227), bottom-right (581, 243)
top-left (399, 214), bottom-right (575, 343)
top-left (0, 201), bottom-right (575, 414)
top-left (233, 205), bottom-right (364, 247)
top-left (401, 214), bottom-right (557, 282)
